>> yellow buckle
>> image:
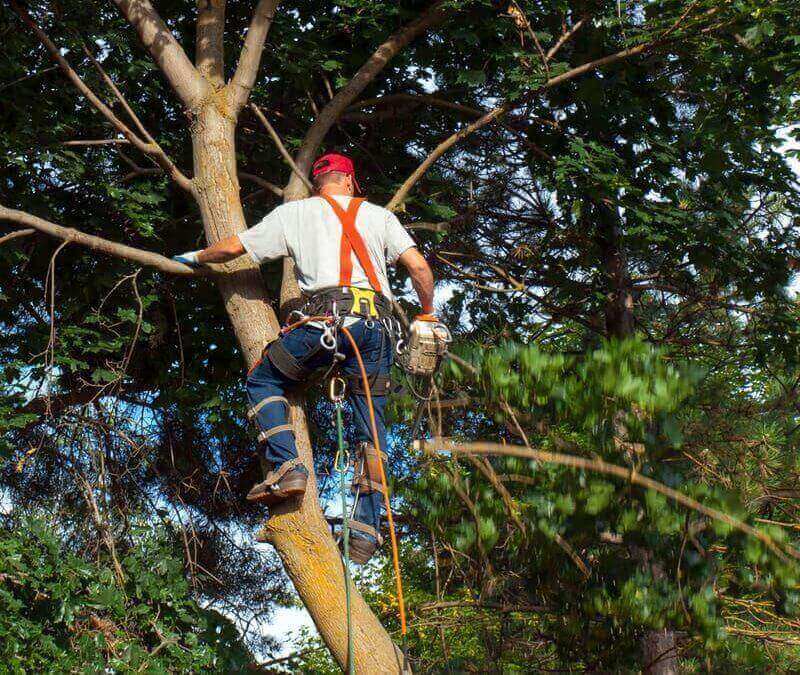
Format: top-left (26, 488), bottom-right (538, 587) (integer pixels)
top-left (349, 287), bottom-right (379, 317)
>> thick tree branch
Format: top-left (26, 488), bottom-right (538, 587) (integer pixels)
top-left (229, 0), bottom-right (281, 111)
top-left (250, 104), bottom-right (314, 192)
top-left (110, 0), bottom-right (206, 109)
top-left (0, 205), bottom-right (204, 276)
top-left (285, 1), bottom-right (448, 196)
top-left (196, 0), bottom-right (226, 87)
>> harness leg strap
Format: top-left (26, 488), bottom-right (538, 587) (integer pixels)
top-left (247, 395), bottom-right (295, 443)
top-left (267, 340), bottom-right (313, 381)
top-left (352, 441), bottom-right (389, 496)
top-left (248, 395), bottom-right (291, 421)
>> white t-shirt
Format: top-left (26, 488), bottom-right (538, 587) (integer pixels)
top-left (238, 196), bottom-right (416, 301)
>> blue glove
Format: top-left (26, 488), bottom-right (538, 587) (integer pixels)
top-left (172, 251), bottom-right (202, 268)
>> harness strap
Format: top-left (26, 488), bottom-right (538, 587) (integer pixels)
top-left (353, 475), bottom-right (387, 495)
top-left (267, 340), bottom-right (313, 381)
top-left (258, 424), bottom-right (294, 442)
top-left (247, 395), bottom-right (291, 420)
top-left (320, 194), bottom-right (382, 293)
top-left (348, 519), bottom-right (383, 545)
top-left (346, 372), bottom-right (392, 396)
top-left (352, 441), bottom-right (389, 495)
top-left (262, 457), bottom-right (305, 486)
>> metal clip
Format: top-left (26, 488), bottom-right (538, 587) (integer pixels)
top-left (287, 309), bottom-right (307, 324)
top-left (320, 326), bottom-right (337, 350)
top-left (329, 376), bottom-right (346, 404)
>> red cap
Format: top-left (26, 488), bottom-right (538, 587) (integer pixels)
top-left (312, 152), bottom-right (361, 193)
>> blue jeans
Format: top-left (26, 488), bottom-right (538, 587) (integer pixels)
top-left (246, 320), bottom-right (392, 542)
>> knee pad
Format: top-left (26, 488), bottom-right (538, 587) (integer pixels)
top-left (352, 441), bottom-right (388, 496)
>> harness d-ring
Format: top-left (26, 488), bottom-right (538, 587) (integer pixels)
top-left (321, 328), bottom-right (337, 351)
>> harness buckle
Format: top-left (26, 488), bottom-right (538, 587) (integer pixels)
top-left (349, 287), bottom-right (379, 318)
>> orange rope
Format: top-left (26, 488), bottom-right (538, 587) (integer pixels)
top-left (340, 326), bottom-right (407, 637)
top-left (280, 315), bottom-right (334, 334)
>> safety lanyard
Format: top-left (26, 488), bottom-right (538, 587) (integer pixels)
top-left (320, 194), bottom-right (383, 293)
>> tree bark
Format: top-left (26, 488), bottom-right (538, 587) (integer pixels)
top-left (191, 92), bottom-right (409, 673)
top-left (642, 629), bottom-right (679, 674)
top-left (594, 203), bottom-right (634, 338)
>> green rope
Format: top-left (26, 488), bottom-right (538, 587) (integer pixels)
top-left (334, 401), bottom-right (355, 675)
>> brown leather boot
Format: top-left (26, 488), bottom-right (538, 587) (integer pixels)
top-left (347, 534), bottom-right (379, 565)
top-left (246, 469), bottom-right (307, 505)
top-left (342, 520), bottom-right (382, 564)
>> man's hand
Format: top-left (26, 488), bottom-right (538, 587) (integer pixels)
top-left (172, 251), bottom-right (203, 267)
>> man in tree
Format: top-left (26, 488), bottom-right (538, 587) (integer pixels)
top-left (173, 153), bottom-right (438, 563)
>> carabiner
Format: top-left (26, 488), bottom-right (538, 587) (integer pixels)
top-left (329, 376), bottom-right (347, 403)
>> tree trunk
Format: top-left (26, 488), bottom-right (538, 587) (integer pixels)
top-left (595, 203), bottom-right (678, 674)
top-left (642, 629), bottom-right (679, 674)
top-left (191, 94), bottom-right (408, 673)
top-left (595, 203), bottom-right (634, 339)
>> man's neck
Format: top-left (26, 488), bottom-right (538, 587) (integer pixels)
top-left (319, 186), bottom-right (352, 198)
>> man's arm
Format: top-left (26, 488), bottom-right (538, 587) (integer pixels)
top-left (398, 247), bottom-right (435, 315)
top-left (172, 234), bottom-right (247, 266)
top-left (197, 235), bottom-right (245, 263)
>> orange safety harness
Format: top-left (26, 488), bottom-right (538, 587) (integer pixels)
top-left (319, 194), bottom-right (383, 293)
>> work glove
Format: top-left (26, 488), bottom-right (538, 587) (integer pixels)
top-left (411, 313), bottom-right (450, 342)
top-left (171, 250), bottom-right (203, 268)
top-left (414, 313), bottom-right (439, 322)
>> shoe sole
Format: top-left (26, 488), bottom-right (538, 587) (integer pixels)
top-left (247, 474), bottom-right (307, 505)
top-left (347, 537), bottom-right (377, 565)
